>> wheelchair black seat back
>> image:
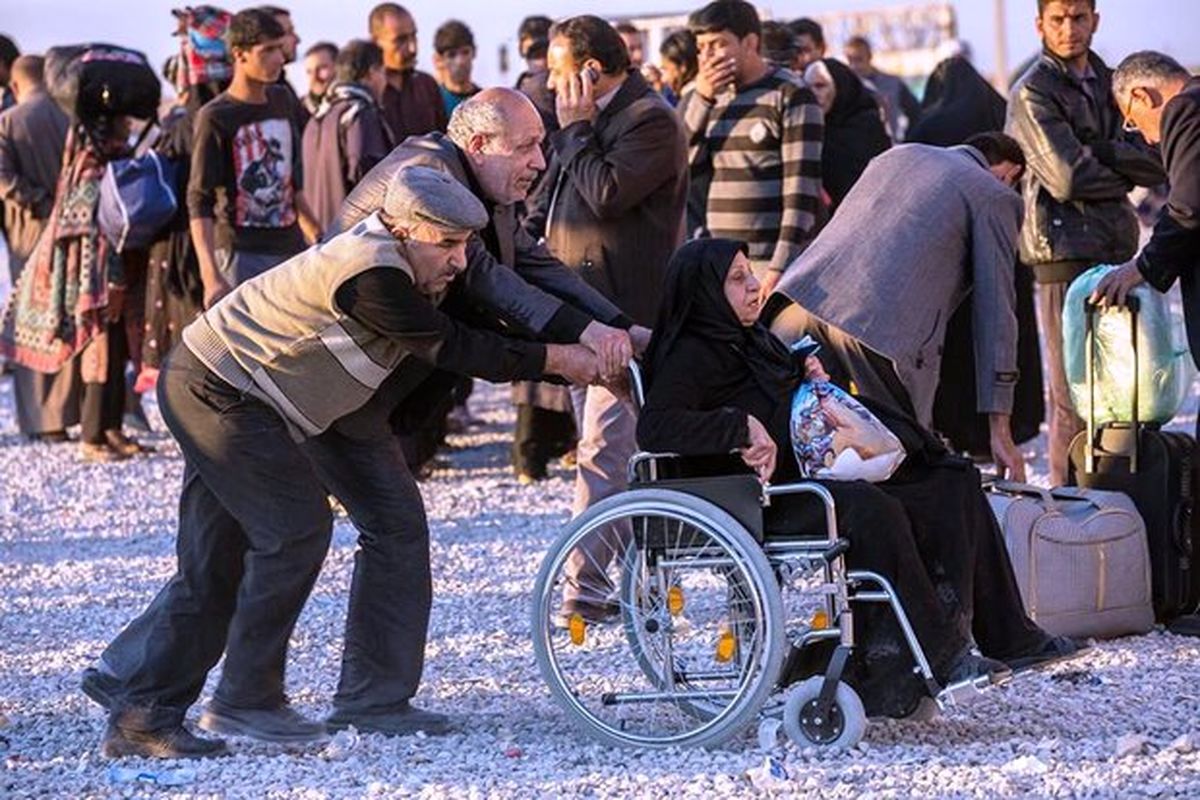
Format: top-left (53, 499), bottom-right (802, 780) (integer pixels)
top-left (625, 359), bottom-right (765, 542)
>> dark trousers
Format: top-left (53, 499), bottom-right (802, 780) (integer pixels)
top-left (301, 422), bottom-right (431, 715)
top-left (106, 346), bottom-right (333, 731)
top-left (105, 345), bottom-right (430, 730)
top-left (771, 462), bottom-right (1047, 717)
top-left (877, 464), bottom-right (1046, 661)
top-left (81, 321), bottom-right (129, 444)
top-left (512, 405), bottom-right (576, 478)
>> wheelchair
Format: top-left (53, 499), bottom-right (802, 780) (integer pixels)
top-left (531, 364), bottom-right (1004, 750)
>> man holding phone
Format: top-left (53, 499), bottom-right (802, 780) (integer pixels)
top-left (537, 15), bottom-right (688, 622)
top-left (682, 0), bottom-right (824, 301)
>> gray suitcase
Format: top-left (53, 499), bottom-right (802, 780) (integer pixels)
top-left (987, 481), bottom-right (1154, 639)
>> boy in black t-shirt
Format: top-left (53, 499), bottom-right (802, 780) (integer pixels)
top-left (188, 8), bottom-right (319, 307)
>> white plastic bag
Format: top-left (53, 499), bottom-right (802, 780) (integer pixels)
top-left (1063, 264), bottom-right (1195, 424)
top-left (790, 380), bottom-right (906, 482)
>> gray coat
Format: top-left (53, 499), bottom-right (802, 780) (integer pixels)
top-left (0, 91), bottom-right (69, 273)
top-left (774, 144), bottom-right (1023, 418)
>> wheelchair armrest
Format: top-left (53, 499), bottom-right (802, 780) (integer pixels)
top-left (762, 481), bottom-right (840, 545)
top-left (626, 450), bottom-right (682, 483)
top-left (821, 539), bottom-right (851, 562)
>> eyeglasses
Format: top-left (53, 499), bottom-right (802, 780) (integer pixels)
top-left (1122, 91), bottom-right (1140, 133)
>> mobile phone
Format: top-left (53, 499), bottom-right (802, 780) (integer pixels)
top-left (790, 334), bottom-right (822, 362)
top-left (581, 65), bottom-right (600, 83)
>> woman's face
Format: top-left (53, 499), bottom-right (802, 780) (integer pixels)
top-left (805, 64), bottom-right (836, 114)
top-left (660, 59), bottom-right (683, 93)
top-left (723, 253), bottom-right (762, 325)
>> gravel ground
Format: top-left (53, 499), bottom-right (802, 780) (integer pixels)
top-left (1, 376), bottom-right (1199, 799)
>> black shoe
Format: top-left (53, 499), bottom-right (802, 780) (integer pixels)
top-left (197, 700), bottom-right (328, 744)
top-left (944, 651), bottom-right (1012, 686)
top-left (326, 702), bottom-right (453, 736)
top-left (29, 430), bottom-right (70, 443)
top-left (82, 667), bottom-right (120, 710)
top-left (101, 722), bottom-right (228, 759)
top-left (1167, 614), bottom-right (1200, 637)
top-left (1006, 635), bottom-right (1089, 673)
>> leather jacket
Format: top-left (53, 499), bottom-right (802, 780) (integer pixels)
top-left (1007, 50), bottom-right (1165, 279)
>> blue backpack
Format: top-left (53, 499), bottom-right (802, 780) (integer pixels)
top-left (98, 150), bottom-right (179, 252)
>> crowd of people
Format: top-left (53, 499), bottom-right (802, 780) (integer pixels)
top-left (0, 0), bottom-right (1196, 762)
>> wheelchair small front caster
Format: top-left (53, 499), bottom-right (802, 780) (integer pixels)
top-left (898, 695), bottom-right (941, 723)
top-left (782, 677), bottom-right (867, 749)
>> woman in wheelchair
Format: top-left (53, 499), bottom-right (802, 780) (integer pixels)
top-left (635, 238), bottom-right (1079, 718)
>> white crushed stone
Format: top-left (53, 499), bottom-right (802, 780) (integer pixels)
top-left (2, 377), bottom-right (1200, 799)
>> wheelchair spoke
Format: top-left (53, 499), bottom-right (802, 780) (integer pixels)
top-left (532, 491), bottom-right (788, 748)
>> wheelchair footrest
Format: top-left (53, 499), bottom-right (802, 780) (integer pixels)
top-left (935, 670), bottom-right (1011, 710)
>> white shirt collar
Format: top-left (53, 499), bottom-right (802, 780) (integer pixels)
top-left (594, 82), bottom-right (621, 112)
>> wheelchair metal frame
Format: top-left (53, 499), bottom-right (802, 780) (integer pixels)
top-left (623, 362), bottom-right (982, 720)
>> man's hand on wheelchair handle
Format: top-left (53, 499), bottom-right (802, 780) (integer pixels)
top-left (545, 344), bottom-right (600, 386)
top-left (579, 321), bottom-right (633, 380)
top-left (629, 325), bottom-right (653, 357)
top-left (742, 414), bottom-right (777, 483)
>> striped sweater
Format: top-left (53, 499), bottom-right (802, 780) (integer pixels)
top-left (681, 67), bottom-right (824, 273)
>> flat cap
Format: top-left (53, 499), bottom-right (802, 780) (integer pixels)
top-left (382, 165), bottom-right (489, 231)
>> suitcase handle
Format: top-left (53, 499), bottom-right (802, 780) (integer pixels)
top-left (992, 479), bottom-right (1057, 508)
top-left (1084, 297), bottom-right (1140, 474)
top-left (991, 479), bottom-right (1108, 512)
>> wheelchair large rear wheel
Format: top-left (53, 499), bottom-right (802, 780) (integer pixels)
top-left (532, 488), bottom-right (786, 749)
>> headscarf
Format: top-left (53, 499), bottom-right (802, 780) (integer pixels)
top-left (814, 58), bottom-right (881, 129)
top-left (313, 82), bottom-right (380, 121)
top-left (643, 238), bottom-right (799, 400)
top-left (806, 59), bottom-right (891, 209)
top-left (0, 127), bottom-right (119, 379)
top-left (907, 56), bottom-right (1006, 147)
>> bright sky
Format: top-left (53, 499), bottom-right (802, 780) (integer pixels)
top-left (5, 0), bottom-right (1199, 94)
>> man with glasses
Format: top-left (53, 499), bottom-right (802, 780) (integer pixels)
top-left (1093, 52), bottom-right (1200, 374)
top-left (1006, 0), bottom-right (1164, 485)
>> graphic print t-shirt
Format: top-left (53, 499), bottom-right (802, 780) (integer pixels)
top-left (188, 86), bottom-right (306, 255)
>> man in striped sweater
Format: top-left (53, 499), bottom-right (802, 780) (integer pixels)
top-left (681, 0), bottom-right (824, 300)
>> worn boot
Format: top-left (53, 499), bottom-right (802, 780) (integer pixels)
top-left (198, 699), bottom-right (328, 744)
top-left (101, 723), bottom-right (228, 759)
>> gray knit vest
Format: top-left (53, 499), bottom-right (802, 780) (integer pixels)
top-left (182, 212), bottom-right (417, 438)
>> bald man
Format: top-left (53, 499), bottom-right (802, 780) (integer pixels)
top-left (337, 87), bottom-right (645, 360)
top-left (304, 90), bottom-right (646, 732)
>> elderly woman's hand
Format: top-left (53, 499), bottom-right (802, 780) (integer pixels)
top-left (804, 355), bottom-right (830, 382)
top-left (742, 415), bottom-right (777, 482)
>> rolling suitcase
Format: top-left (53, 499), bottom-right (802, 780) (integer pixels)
top-left (1067, 298), bottom-right (1200, 621)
